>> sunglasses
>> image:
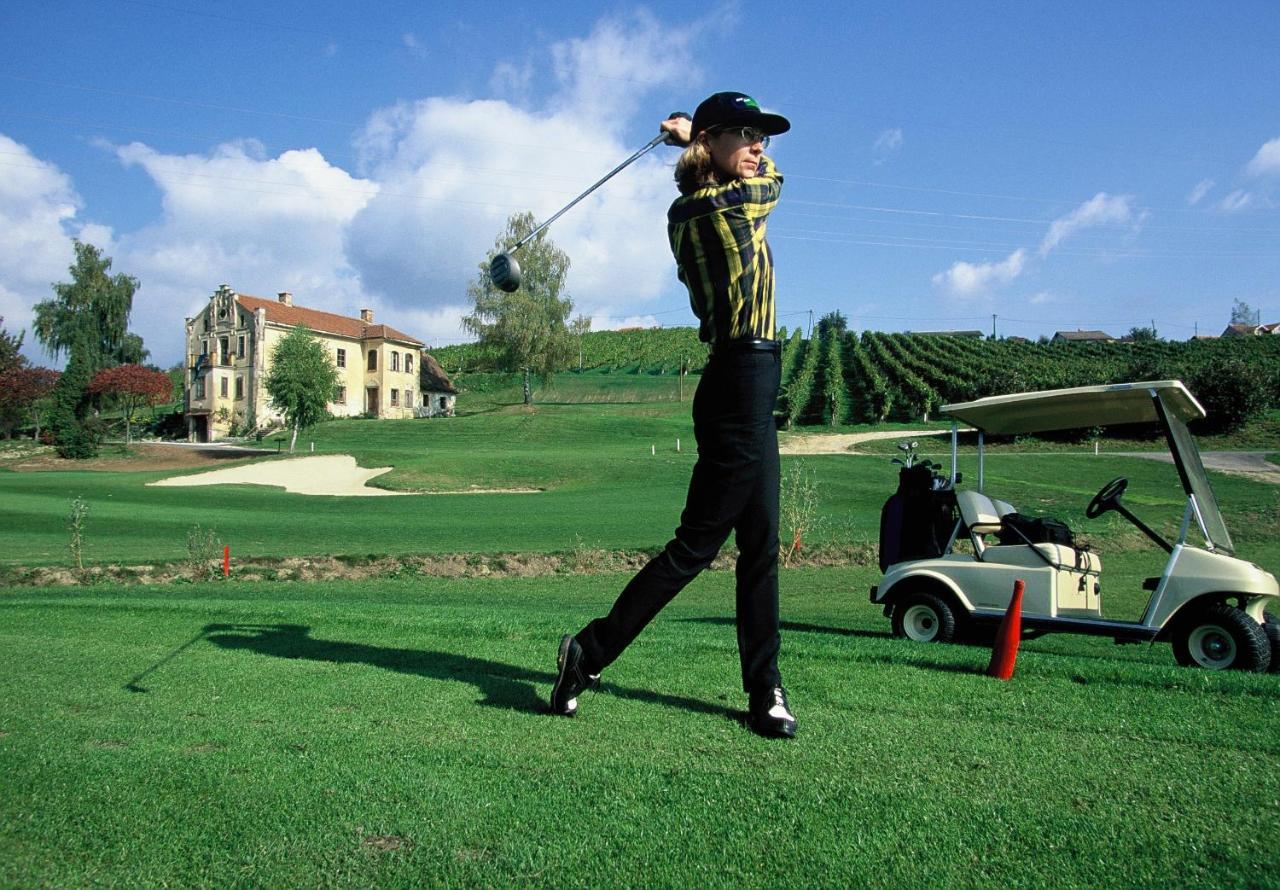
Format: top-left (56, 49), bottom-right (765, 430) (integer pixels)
top-left (709, 126), bottom-right (770, 149)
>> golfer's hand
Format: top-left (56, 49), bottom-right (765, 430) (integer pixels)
top-left (661, 114), bottom-right (692, 147)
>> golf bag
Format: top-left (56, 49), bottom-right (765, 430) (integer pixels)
top-left (878, 463), bottom-right (956, 572)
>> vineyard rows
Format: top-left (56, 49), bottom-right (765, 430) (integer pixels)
top-left (432, 328), bottom-right (1280, 431)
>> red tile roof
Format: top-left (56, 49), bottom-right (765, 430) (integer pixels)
top-left (236, 294), bottom-right (423, 346)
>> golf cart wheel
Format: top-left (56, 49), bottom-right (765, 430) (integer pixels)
top-left (1171, 605), bottom-right (1271, 672)
top-left (1265, 617), bottom-right (1280, 674)
top-left (891, 591), bottom-right (957, 644)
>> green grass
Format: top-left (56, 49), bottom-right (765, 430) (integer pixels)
top-left (2, 380), bottom-right (1277, 574)
top-left (3, 569), bottom-right (1278, 887)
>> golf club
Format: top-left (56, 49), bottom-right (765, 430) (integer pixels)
top-left (488, 112), bottom-right (689, 292)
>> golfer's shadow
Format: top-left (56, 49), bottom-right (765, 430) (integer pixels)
top-left (681, 615), bottom-right (891, 640)
top-left (202, 623), bottom-right (728, 719)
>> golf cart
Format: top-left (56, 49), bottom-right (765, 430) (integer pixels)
top-left (871, 380), bottom-right (1279, 671)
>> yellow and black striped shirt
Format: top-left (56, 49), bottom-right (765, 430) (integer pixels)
top-left (667, 155), bottom-right (782, 345)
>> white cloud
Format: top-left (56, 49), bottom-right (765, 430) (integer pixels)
top-left (1039, 192), bottom-right (1136, 256)
top-left (3, 12), bottom-right (724, 367)
top-left (1028, 291), bottom-right (1054, 304)
top-left (109, 140), bottom-right (379, 364)
top-left (346, 10), bottom-right (708, 329)
top-left (0, 134), bottom-right (105, 363)
top-left (931, 249), bottom-right (1027, 296)
top-left (1246, 136), bottom-right (1280, 177)
top-left (1187, 178), bottom-right (1214, 206)
top-left (1217, 189), bottom-right (1255, 212)
top-left (873, 128), bottom-right (904, 164)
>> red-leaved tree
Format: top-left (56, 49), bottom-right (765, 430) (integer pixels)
top-left (88, 364), bottom-right (171, 445)
top-left (0, 367), bottom-right (61, 440)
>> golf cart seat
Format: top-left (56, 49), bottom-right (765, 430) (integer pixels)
top-left (955, 490), bottom-right (1100, 575)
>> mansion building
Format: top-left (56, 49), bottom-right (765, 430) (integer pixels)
top-left (184, 285), bottom-right (455, 442)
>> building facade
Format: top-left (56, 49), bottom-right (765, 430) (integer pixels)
top-left (184, 285), bottom-right (447, 441)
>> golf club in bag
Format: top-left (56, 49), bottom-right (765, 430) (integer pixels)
top-left (488, 112), bottom-right (690, 292)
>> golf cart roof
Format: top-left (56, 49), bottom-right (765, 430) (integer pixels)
top-left (942, 380), bottom-right (1205, 435)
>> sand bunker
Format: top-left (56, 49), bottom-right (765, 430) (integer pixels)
top-left (150, 454), bottom-right (408, 497)
top-left (149, 454), bottom-right (543, 496)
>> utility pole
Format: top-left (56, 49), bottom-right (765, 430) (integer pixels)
top-left (808, 309), bottom-right (814, 338)
top-left (991, 314), bottom-right (997, 339)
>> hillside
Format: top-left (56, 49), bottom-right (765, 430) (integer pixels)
top-left (433, 327), bottom-right (1280, 430)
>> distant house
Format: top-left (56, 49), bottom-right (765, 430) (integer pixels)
top-left (417, 353), bottom-right (458, 419)
top-left (1052, 329), bottom-right (1116, 343)
top-left (907, 330), bottom-right (985, 338)
top-left (1188, 334), bottom-right (1219, 341)
top-left (184, 285), bottom-right (446, 441)
top-left (1223, 321), bottom-right (1280, 337)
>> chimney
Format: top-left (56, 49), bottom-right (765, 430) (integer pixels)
top-left (360, 308), bottom-right (374, 323)
top-left (278, 292), bottom-right (293, 306)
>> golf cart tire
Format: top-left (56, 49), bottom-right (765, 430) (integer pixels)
top-left (1265, 618), bottom-right (1280, 674)
top-left (1171, 604), bottom-right (1271, 672)
top-left (891, 591), bottom-right (958, 644)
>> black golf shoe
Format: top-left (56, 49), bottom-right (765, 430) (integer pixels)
top-left (748, 686), bottom-right (797, 738)
top-left (550, 634), bottom-right (599, 717)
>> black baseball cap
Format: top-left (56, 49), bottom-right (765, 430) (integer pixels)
top-left (691, 91), bottom-right (791, 139)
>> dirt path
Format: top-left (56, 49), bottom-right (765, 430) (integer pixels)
top-left (779, 429), bottom-right (950, 455)
top-left (1114, 450), bottom-right (1280, 484)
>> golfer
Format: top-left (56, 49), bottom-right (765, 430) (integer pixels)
top-left (552, 92), bottom-right (797, 738)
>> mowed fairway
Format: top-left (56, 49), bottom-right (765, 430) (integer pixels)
top-left (2, 376), bottom-right (1279, 886)
top-left (2, 570), bottom-right (1279, 886)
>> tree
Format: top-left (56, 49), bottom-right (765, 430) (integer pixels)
top-left (88, 364), bottom-right (171, 445)
top-left (47, 333), bottom-right (99, 458)
top-left (0, 316), bottom-right (25, 375)
top-left (817, 311), bottom-right (848, 337)
top-left (0, 367), bottom-right (60, 440)
top-left (1230, 299), bottom-right (1261, 327)
top-left (33, 241), bottom-right (140, 368)
top-left (1126, 324), bottom-right (1159, 342)
top-left (463, 212), bottom-right (582, 406)
top-left (35, 242), bottom-right (143, 458)
top-left (263, 326), bottom-right (340, 453)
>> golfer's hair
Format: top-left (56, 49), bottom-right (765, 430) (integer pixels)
top-left (675, 141), bottom-right (719, 195)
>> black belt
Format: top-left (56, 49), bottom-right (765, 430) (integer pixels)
top-left (708, 338), bottom-right (780, 357)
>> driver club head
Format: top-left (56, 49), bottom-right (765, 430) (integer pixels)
top-left (489, 252), bottom-right (521, 292)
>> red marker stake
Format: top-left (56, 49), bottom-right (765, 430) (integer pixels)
top-left (223, 545), bottom-right (230, 578)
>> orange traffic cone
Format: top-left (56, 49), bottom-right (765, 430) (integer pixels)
top-left (987, 579), bottom-right (1025, 680)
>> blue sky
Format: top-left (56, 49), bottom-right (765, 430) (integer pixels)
top-left (2, 1), bottom-right (1277, 368)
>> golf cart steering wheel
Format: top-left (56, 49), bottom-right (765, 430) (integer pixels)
top-left (1086, 476), bottom-right (1129, 519)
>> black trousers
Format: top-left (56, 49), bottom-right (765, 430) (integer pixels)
top-left (576, 347), bottom-right (782, 693)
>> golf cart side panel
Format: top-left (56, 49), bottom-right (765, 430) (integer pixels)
top-left (877, 559), bottom-right (977, 612)
top-left (880, 558), bottom-right (1056, 617)
top-left (979, 544), bottom-right (1102, 616)
top-left (1143, 545), bottom-right (1280, 629)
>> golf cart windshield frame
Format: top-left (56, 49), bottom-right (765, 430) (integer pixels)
top-left (1155, 393), bottom-right (1234, 555)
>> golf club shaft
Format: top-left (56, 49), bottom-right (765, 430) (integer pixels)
top-left (511, 131), bottom-right (670, 254)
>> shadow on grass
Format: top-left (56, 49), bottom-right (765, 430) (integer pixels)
top-left (193, 623), bottom-right (731, 720)
top-left (680, 615), bottom-right (892, 641)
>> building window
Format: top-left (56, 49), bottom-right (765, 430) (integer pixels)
top-left (405, 354), bottom-right (413, 375)
top-left (201, 340), bottom-right (208, 355)
top-left (336, 348), bottom-right (346, 368)
top-left (405, 389), bottom-right (413, 409)
top-left (235, 376), bottom-right (244, 399)
top-left (219, 336), bottom-right (229, 365)
top-left (203, 315), bottom-right (210, 332)
top-left (390, 389), bottom-right (399, 406)
top-left (336, 386), bottom-right (346, 404)
top-left (237, 335), bottom-right (245, 358)
top-left (391, 351), bottom-right (400, 372)
top-left (195, 379), bottom-right (205, 399)
top-left (220, 376), bottom-right (228, 398)
top-left (368, 350), bottom-right (377, 371)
